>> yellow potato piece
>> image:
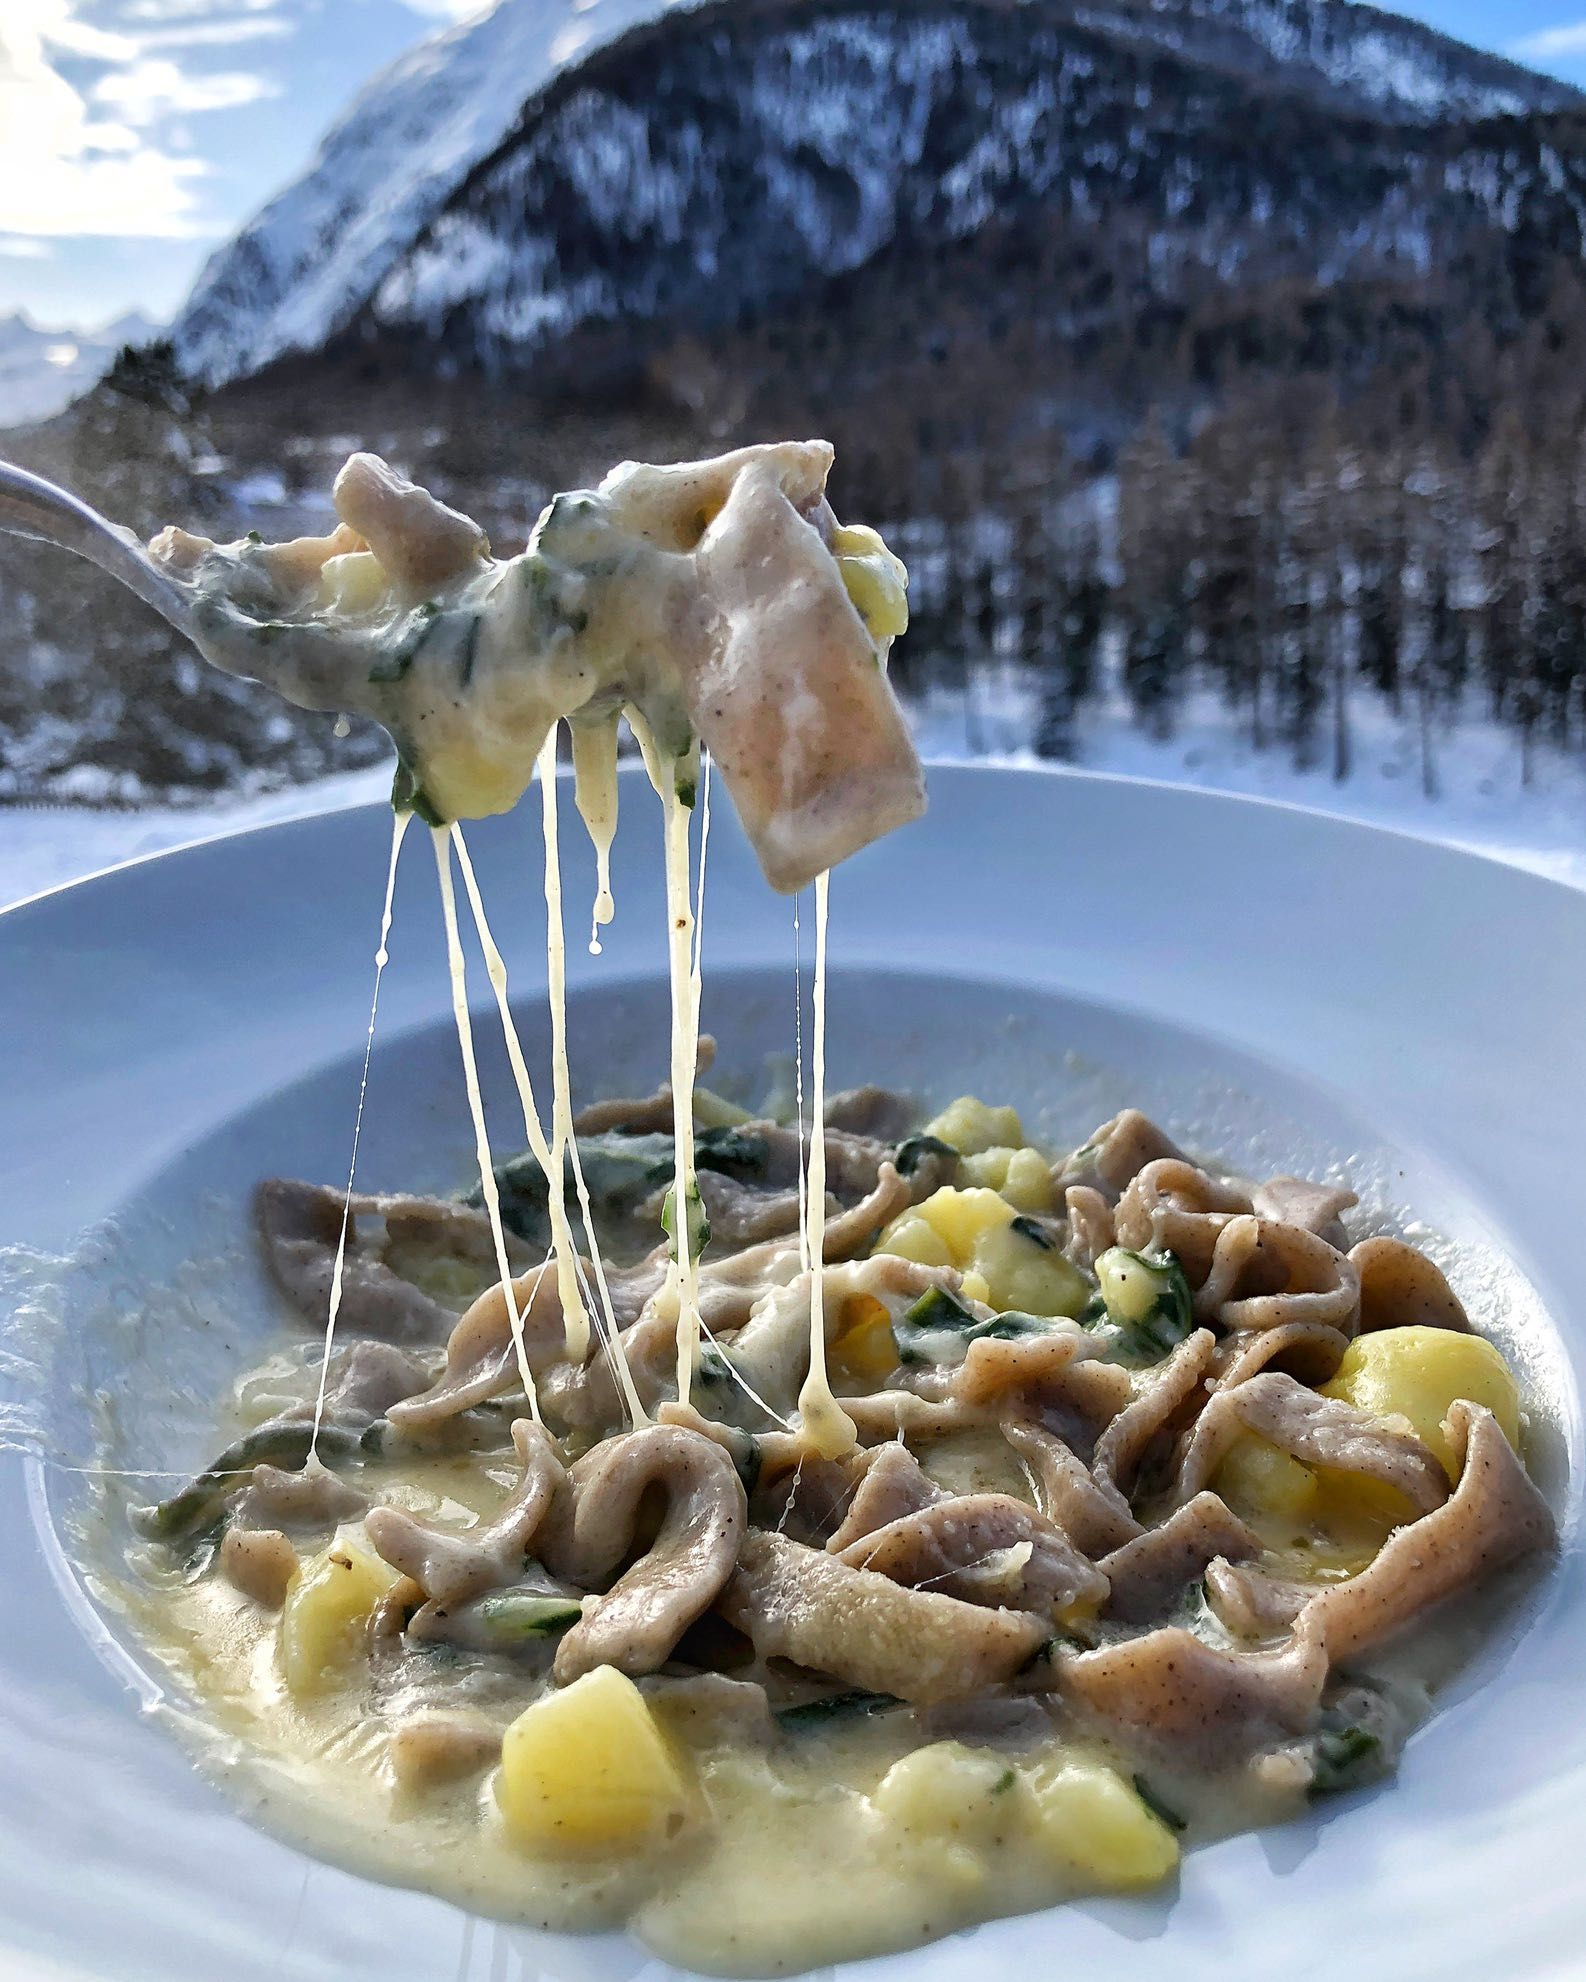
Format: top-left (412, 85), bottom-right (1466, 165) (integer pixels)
top-left (1001, 1146), bottom-right (1054, 1215)
top-left (279, 1530), bottom-right (401, 1697)
top-left (922, 1096), bottom-right (1025, 1157)
top-left (916, 1185), bottom-right (1015, 1261)
top-left (497, 1665), bottom-right (691, 1858)
top-left (873, 1742), bottom-right (1019, 1846)
top-left (317, 549), bottom-right (387, 614)
top-left (831, 1294), bottom-right (899, 1386)
top-left (1095, 1247), bottom-right (1168, 1327)
top-left (876, 1211), bottom-right (956, 1270)
top-left (970, 1222), bottom-right (1088, 1318)
top-left (1321, 1325), bottom-right (1520, 1477)
top-left (1213, 1433), bottom-right (1321, 1523)
top-left (1027, 1759), bottom-right (1180, 1889)
top-left (959, 1145), bottom-right (1054, 1215)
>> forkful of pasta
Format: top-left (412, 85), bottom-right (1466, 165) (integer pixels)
top-left (0, 441), bottom-right (924, 891)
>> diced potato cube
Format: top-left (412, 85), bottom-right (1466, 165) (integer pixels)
top-left (833, 525), bottom-right (910, 644)
top-left (1027, 1759), bottom-right (1180, 1889)
top-left (279, 1529), bottom-right (401, 1696)
top-left (922, 1096), bottom-right (1025, 1157)
top-left (1321, 1326), bottom-right (1520, 1477)
top-left (959, 1269), bottom-right (992, 1305)
top-left (1001, 1147), bottom-right (1054, 1215)
top-left (959, 1145), bottom-right (1054, 1215)
top-left (497, 1666), bottom-right (691, 1857)
top-left (917, 1185), bottom-right (1014, 1261)
top-left (959, 1147), bottom-right (1014, 1191)
top-left (1096, 1248), bottom-right (1167, 1327)
top-left (873, 1742), bottom-right (1019, 1845)
top-left (877, 1211), bottom-right (956, 1270)
top-left (317, 550), bottom-right (387, 614)
top-left (970, 1222), bottom-right (1088, 1318)
top-left (1213, 1433), bottom-right (1320, 1522)
top-left (832, 1295), bottom-right (899, 1386)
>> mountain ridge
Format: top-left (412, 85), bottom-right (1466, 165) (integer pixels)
top-left (170, 0), bottom-right (1582, 389)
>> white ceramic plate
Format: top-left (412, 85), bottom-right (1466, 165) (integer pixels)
top-left (1, 764), bottom-right (1581, 1982)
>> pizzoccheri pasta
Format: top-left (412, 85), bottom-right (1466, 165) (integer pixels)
top-left (114, 442), bottom-right (1555, 1972)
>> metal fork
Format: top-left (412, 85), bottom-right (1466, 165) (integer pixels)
top-left (0, 457), bottom-right (197, 640)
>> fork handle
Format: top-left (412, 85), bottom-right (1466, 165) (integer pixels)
top-left (0, 458), bottom-right (196, 639)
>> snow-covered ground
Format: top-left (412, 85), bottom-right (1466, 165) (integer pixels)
top-left (916, 675), bottom-right (1586, 891)
top-left (3, 694), bottom-right (1582, 916)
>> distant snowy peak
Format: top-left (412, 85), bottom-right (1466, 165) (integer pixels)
top-left (169, 0), bottom-right (1581, 390)
top-left (0, 309), bottom-right (159, 431)
top-left (171, 0), bottom-right (702, 387)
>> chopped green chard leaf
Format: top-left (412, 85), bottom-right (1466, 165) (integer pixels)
top-left (1132, 1774), bottom-right (1188, 1832)
top-left (1093, 1247), bottom-right (1194, 1359)
top-left (895, 1288), bottom-right (1052, 1363)
top-left (902, 1285), bottom-right (980, 1331)
top-left (662, 1178), bottom-right (711, 1261)
top-left (776, 1691), bottom-right (901, 1731)
top-left (131, 1421), bottom-right (363, 1542)
top-left (390, 758), bottom-right (447, 828)
top-left (1009, 1214), bottom-right (1055, 1250)
top-left (1310, 1724), bottom-right (1384, 1797)
top-left (894, 1133), bottom-right (958, 1178)
top-left (694, 1126), bottom-right (769, 1178)
top-left (472, 1591), bottom-right (583, 1647)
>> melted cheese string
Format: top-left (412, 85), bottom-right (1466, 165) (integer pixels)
top-left (535, 732), bottom-right (646, 1421)
top-left (449, 823), bottom-right (598, 1384)
top-left (570, 717), bottom-right (619, 955)
top-left (628, 708), bottom-right (704, 1407)
top-left (431, 825), bottom-right (540, 1418)
top-left (796, 869), bottom-right (858, 1458)
top-left (311, 807), bottom-right (409, 1450)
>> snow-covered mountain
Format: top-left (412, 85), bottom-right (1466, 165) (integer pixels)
top-left (171, 0), bottom-right (1580, 389)
top-left (0, 310), bottom-right (159, 430)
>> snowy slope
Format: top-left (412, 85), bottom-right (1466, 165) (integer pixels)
top-left (172, 0), bottom-right (704, 387)
top-left (169, 0), bottom-right (1580, 390)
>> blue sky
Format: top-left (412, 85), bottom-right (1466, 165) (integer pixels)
top-left (4, 0), bottom-right (1586, 334)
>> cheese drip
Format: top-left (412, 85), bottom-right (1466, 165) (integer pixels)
top-left (570, 718), bottom-right (619, 955)
top-left (629, 708), bottom-right (705, 1407)
top-left (536, 734), bottom-right (646, 1420)
top-left (796, 870), bottom-right (857, 1458)
top-left (312, 807), bottom-right (409, 1449)
top-left (430, 826), bottom-right (539, 1416)
top-left (448, 825), bottom-right (593, 1377)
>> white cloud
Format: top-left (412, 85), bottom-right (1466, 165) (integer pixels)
top-left (93, 55), bottom-right (279, 122)
top-left (397, 0), bottom-right (494, 17)
top-left (1510, 20), bottom-right (1586, 60)
top-left (132, 17), bottom-right (294, 50)
top-left (0, 1), bottom-right (209, 237)
top-left (118, 0), bottom-right (279, 18)
top-left (0, 236), bottom-right (54, 258)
